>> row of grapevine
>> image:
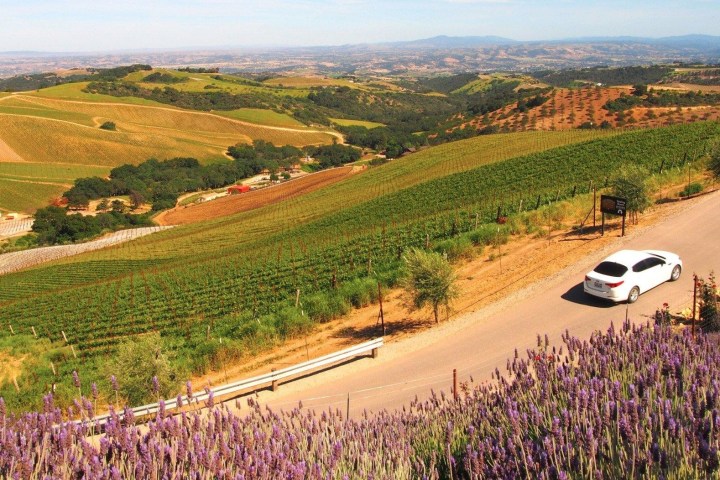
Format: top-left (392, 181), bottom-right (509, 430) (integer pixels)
top-left (3, 122), bottom-right (717, 355)
top-left (0, 122), bottom-right (718, 408)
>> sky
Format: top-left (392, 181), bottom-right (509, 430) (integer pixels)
top-left (0, 0), bottom-right (718, 53)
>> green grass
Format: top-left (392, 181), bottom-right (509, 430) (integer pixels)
top-left (331, 118), bottom-right (385, 128)
top-left (0, 178), bottom-right (67, 212)
top-left (0, 162), bottom-right (110, 184)
top-left (32, 82), bottom-right (171, 106)
top-left (217, 108), bottom-right (307, 127)
top-left (0, 104), bottom-right (96, 126)
top-left (123, 69), bottom-right (313, 98)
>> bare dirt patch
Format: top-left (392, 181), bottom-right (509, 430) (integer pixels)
top-left (155, 167), bottom-right (357, 226)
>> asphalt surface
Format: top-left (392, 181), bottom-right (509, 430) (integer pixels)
top-left (251, 190), bottom-right (720, 418)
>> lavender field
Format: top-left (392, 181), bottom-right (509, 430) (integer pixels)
top-left (2, 322), bottom-right (719, 479)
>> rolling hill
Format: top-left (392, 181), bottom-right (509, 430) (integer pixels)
top-left (0, 82), bottom-right (340, 213)
top-left (2, 121), bottom-right (719, 410)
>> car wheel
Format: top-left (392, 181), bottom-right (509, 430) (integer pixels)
top-left (627, 286), bottom-right (640, 304)
top-left (670, 265), bottom-right (682, 282)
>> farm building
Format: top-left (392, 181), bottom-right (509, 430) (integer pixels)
top-left (228, 185), bottom-right (251, 194)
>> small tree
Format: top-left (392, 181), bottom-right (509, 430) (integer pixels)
top-left (104, 333), bottom-right (177, 406)
top-left (99, 121), bottom-right (116, 131)
top-left (129, 191), bottom-right (145, 210)
top-left (611, 165), bottom-right (652, 224)
top-left (401, 248), bottom-right (458, 323)
top-left (110, 199), bottom-right (126, 213)
top-left (96, 199), bottom-right (109, 212)
top-left (631, 84), bottom-right (648, 97)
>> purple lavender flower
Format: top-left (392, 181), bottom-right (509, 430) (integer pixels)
top-left (152, 376), bottom-right (160, 395)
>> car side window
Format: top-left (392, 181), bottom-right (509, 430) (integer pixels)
top-left (645, 257), bottom-right (664, 269)
top-left (632, 259), bottom-right (648, 273)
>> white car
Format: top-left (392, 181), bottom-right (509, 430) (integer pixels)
top-left (584, 250), bottom-right (682, 303)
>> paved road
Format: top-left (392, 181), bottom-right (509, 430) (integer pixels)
top-left (252, 190), bottom-right (720, 417)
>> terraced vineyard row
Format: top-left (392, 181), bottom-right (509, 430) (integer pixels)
top-left (0, 226), bottom-right (173, 278)
top-left (1, 122), bottom-right (717, 360)
top-left (63, 129), bottom-right (617, 265)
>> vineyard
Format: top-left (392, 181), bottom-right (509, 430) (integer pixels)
top-left (0, 129), bottom-right (613, 293)
top-left (1, 121), bottom-right (718, 409)
top-left (0, 226), bottom-right (172, 276)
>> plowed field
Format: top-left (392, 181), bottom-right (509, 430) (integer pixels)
top-left (154, 166), bottom-right (358, 226)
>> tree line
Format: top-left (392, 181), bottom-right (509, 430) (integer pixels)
top-left (31, 207), bottom-right (154, 245)
top-left (532, 65), bottom-right (673, 87)
top-left (62, 141), bottom-right (361, 211)
top-left (0, 64), bottom-right (151, 92)
top-left (604, 86), bottom-right (720, 112)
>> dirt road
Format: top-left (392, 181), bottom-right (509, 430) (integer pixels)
top-left (251, 190), bottom-right (720, 417)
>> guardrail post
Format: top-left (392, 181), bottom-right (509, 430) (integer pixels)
top-left (271, 368), bottom-right (278, 392)
top-left (372, 347), bottom-right (379, 358)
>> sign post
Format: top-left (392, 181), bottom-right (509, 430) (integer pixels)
top-left (599, 195), bottom-right (627, 237)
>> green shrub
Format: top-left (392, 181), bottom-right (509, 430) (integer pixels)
top-left (340, 277), bottom-right (377, 308)
top-left (433, 236), bottom-right (475, 261)
top-left (327, 294), bottom-right (351, 318)
top-left (102, 333), bottom-right (178, 406)
top-left (272, 306), bottom-right (312, 338)
top-left (467, 224), bottom-right (509, 246)
top-left (679, 182), bottom-right (703, 197)
top-left (303, 292), bottom-right (350, 323)
top-left (235, 316), bottom-right (277, 342)
top-left (302, 293), bottom-right (332, 323)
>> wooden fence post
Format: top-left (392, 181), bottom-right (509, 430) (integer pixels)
top-left (453, 369), bottom-right (458, 401)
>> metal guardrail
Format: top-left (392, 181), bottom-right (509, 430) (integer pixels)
top-left (83, 337), bottom-right (383, 427)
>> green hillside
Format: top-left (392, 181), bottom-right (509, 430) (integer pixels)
top-left (2, 123), bottom-right (718, 409)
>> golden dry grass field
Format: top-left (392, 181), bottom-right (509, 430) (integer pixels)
top-left (0, 90), bottom-right (339, 212)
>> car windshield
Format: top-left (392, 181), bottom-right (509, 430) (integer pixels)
top-left (593, 261), bottom-right (628, 277)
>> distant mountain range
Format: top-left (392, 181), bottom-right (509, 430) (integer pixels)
top-left (1, 35), bottom-right (718, 78)
top-left (382, 34), bottom-right (720, 49)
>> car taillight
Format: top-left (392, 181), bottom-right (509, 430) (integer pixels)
top-left (585, 275), bottom-right (591, 282)
top-left (606, 280), bottom-right (624, 288)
